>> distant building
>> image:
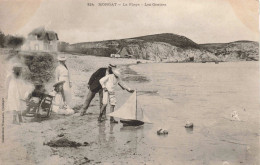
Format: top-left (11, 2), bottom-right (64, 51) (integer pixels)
top-left (21, 27), bottom-right (59, 52)
top-left (110, 54), bottom-right (121, 58)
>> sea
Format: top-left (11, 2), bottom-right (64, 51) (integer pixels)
top-left (115, 61), bottom-right (260, 164)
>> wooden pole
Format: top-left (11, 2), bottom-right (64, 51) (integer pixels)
top-left (135, 90), bottom-right (137, 120)
top-left (2, 98), bottom-right (4, 143)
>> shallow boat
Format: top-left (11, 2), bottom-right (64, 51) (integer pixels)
top-left (108, 90), bottom-right (152, 126)
top-left (120, 120), bottom-right (144, 126)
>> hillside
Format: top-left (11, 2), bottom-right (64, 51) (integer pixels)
top-left (60, 33), bottom-right (258, 62)
top-left (200, 41), bottom-right (259, 61)
top-left (129, 33), bottom-right (200, 49)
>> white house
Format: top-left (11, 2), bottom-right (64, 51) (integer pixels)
top-left (22, 27), bottom-right (59, 52)
top-left (110, 54), bottom-right (121, 58)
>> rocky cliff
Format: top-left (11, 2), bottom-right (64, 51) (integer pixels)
top-left (61, 33), bottom-right (258, 62)
top-left (200, 41), bottom-right (259, 61)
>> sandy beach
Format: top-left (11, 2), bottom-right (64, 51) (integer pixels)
top-left (0, 0), bottom-right (259, 164)
top-left (0, 53), bottom-right (259, 165)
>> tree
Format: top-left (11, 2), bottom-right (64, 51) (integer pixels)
top-left (58, 41), bottom-right (69, 52)
top-left (0, 31), bottom-right (5, 48)
top-left (4, 35), bottom-right (25, 49)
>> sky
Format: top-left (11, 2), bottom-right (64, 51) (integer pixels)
top-left (0, 0), bottom-right (258, 44)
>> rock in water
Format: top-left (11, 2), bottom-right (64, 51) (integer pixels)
top-left (231, 111), bottom-right (240, 121)
top-left (185, 121), bottom-right (194, 128)
top-left (157, 129), bottom-right (163, 135)
top-left (222, 161), bottom-right (230, 165)
top-left (157, 129), bottom-right (169, 135)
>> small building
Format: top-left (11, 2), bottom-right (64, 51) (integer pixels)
top-left (110, 54), bottom-right (115, 58)
top-left (115, 54), bottom-right (121, 58)
top-left (22, 27), bottom-right (59, 52)
top-left (110, 54), bottom-right (121, 58)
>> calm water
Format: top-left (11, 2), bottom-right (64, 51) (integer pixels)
top-left (131, 62), bottom-right (259, 123)
top-left (132, 61), bottom-right (259, 110)
top-left (124, 61), bottom-right (260, 164)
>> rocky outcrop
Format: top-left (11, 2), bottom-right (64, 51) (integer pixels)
top-left (61, 33), bottom-right (258, 62)
top-left (200, 41), bottom-right (259, 61)
top-left (122, 42), bottom-right (218, 62)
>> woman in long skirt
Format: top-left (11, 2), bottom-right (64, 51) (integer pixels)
top-left (55, 55), bottom-right (72, 106)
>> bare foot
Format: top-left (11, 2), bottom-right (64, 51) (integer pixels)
top-left (98, 117), bottom-right (105, 123)
top-left (80, 111), bottom-right (86, 116)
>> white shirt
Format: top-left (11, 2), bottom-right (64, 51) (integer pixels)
top-left (55, 64), bottom-right (71, 83)
top-left (99, 74), bottom-right (119, 93)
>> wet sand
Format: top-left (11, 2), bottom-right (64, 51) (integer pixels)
top-left (0, 54), bottom-right (154, 165)
top-left (0, 54), bottom-right (259, 165)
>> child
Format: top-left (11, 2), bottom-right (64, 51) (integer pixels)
top-left (50, 81), bottom-right (74, 115)
top-left (98, 68), bottom-right (134, 123)
top-left (6, 65), bottom-right (23, 124)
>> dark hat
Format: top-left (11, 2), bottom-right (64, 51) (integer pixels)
top-left (53, 81), bottom-right (65, 87)
top-left (109, 64), bottom-right (117, 68)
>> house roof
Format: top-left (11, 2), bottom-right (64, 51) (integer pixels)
top-left (29, 27), bottom-right (59, 41)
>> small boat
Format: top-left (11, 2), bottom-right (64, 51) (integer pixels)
top-left (108, 90), bottom-right (152, 126)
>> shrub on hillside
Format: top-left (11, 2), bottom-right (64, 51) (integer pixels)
top-left (0, 31), bottom-right (5, 48)
top-left (4, 35), bottom-right (24, 49)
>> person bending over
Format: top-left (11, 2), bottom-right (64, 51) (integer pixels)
top-left (80, 64), bottom-right (116, 116)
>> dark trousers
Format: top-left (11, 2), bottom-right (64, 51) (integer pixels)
top-left (81, 89), bottom-right (106, 114)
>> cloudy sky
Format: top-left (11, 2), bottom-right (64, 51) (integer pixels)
top-left (0, 0), bottom-right (258, 44)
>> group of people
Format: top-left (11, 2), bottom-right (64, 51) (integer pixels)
top-left (51, 55), bottom-right (74, 115)
top-left (79, 63), bottom-right (134, 123)
top-left (6, 54), bottom-right (134, 124)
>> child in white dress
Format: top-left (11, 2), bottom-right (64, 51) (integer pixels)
top-left (55, 55), bottom-right (72, 106)
top-left (6, 65), bottom-right (23, 124)
top-left (99, 69), bottom-right (134, 123)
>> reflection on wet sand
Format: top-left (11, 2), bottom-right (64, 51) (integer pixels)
top-left (120, 125), bottom-right (144, 154)
top-left (185, 127), bottom-right (194, 134)
top-left (97, 122), bottom-right (144, 153)
top-left (95, 122), bottom-right (149, 164)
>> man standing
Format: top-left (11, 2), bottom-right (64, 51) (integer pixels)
top-left (80, 64), bottom-right (116, 116)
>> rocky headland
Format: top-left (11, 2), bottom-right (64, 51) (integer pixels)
top-left (59, 33), bottom-right (259, 62)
